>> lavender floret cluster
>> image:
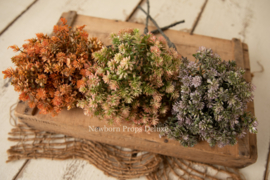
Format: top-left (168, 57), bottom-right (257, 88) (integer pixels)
top-left (162, 47), bottom-right (258, 147)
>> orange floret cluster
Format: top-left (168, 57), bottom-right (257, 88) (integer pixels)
top-left (2, 18), bottom-right (103, 116)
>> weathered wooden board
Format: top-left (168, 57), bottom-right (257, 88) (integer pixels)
top-left (1, 0), bottom-right (268, 178)
top-left (194, 0), bottom-right (270, 179)
top-left (72, 13), bottom-right (235, 61)
top-left (5, 1), bottom-right (206, 178)
top-left (14, 12), bottom-right (257, 168)
top-left (0, 0), bottom-right (40, 179)
top-left (0, 0), bottom-right (36, 35)
top-left (128, 0), bottom-right (206, 33)
top-left (0, 1), bottom-right (141, 179)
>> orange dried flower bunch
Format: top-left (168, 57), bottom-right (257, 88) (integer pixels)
top-left (2, 18), bottom-right (103, 116)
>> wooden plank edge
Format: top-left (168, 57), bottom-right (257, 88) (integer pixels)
top-left (242, 43), bottom-right (258, 166)
top-left (14, 102), bottom-right (256, 168)
top-left (232, 38), bottom-right (245, 69)
top-left (71, 12), bottom-right (235, 46)
top-left (9, 13), bottom-right (256, 167)
top-left (264, 142), bottom-right (270, 180)
top-left (17, 115), bottom-right (257, 168)
top-left (232, 39), bottom-right (250, 158)
top-left (56, 11), bottom-right (77, 27)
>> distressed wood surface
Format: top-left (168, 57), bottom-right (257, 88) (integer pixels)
top-left (0, 0), bottom-right (268, 179)
top-left (14, 11), bottom-right (256, 169)
top-left (57, 11), bottom-right (77, 27)
top-left (265, 143), bottom-right (270, 180)
top-left (8, 0), bottom-right (213, 179)
top-left (128, 0), bottom-right (206, 33)
top-left (232, 39), bottom-right (250, 158)
top-left (15, 96), bottom-right (256, 169)
top-left (194, 0), bottom-right (270, 179)
top-left (0, 0), bottom-right (141, 180)
top-left (0, 0), bottom-right (36, 35)
top-left (72, 13), bottom-right (234, 61)
top-left (0, 0), bottom-right (38, 177)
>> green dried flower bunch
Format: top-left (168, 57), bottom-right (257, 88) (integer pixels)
top-left (162, 47), bottom-right (258, 147)
top-left (77, 29), bottom-right (181, 126)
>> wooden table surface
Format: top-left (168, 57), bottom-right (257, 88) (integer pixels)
top-left (0, 0), bottom-right (269, 179)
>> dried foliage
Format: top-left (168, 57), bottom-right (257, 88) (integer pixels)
top-left (2, 18), bottom-right (103, 116)
top-left (77, 29), bottom-right (181, 127)
top-left (162, 47), bottom-right (258, 147)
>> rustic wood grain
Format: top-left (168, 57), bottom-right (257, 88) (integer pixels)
top-left (16, 102), bottom-right (256, 168)
top-left (0, 1), bottom-right (142, 179)
top-left (190, 0), bottom-right (208, 35)
top-left (14, 12), bottom-right (257, 168)
top-left (232, 38), bottom-right (250, 158)
top-left (232, 38), bottom-right (245, 69)
top-left (128, 0), bottom-right (206, 33)
top-left (0, 1), bottom-right (41, 178)
top-left (57, 11), bottom-right (77, 27)
top-left (125, 0), bottom-right (144, 21)
top-left (72, 13), bottom-right (234, 61)
top-left (242, 43), bottom-right (258, 168)
top-left (194, 1), bottom-right (270, 179)
top-left (0, 0), bottom-right (37, 35)
top-left (264, 142), bottom-right (270, 180)
top-left (2, 0), bottom-right (267, 178)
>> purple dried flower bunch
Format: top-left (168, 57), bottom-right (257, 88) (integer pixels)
top-left (77, 29), bottom-right (181, 126)
top-left (163, 47), bottom-right (258, 147)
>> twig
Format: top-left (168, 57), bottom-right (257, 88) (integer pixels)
top-left (138, 5), bottom-right (177, 50)
top-left (144, 0), bottom-right (150, 34)
top-left (151, 20), bottom-right (185, 34)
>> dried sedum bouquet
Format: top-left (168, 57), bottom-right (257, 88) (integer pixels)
top-left (77, 29), bottom-right (181, 126)
top-left (162, 47), bottom-right (258, 147)
top-left (2, 18), bottom-right (103, 116)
